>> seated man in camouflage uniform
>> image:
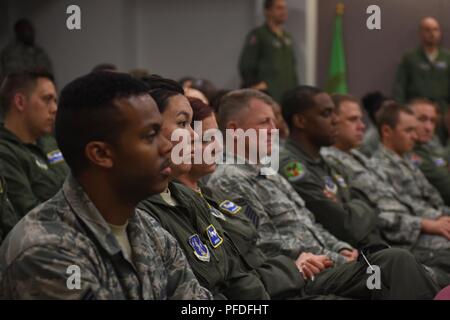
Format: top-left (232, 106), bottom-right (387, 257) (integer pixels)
top-left (0, 71), bottom-right (69, 218)
top-left (373, 102), bottom-right (450, 245)
top-left (0, 72), bottom-right (212, 300)
top-left (320, 94), bottom-right (450, 285)
top-left (408, 98), bottom-right (450, 206)
top-left (207, 89), bottom-right (440, 299)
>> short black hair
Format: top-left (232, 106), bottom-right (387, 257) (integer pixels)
top-left (91, 63), bottom-right (118, 73)
top-left (281, 85), bottom-right (323, 129)
top-left (361, 91), bottom-right (388, 123)
top-left (14, 19), bottom-right (33, 34)
top-left (264, 0), bottom-right (276, 10)
top-left (55, 71), bottom-right (150, 176)
top-left (140, 74), bottom-right (184, 113)
top-left (0, 70), bottom-right (54, 116)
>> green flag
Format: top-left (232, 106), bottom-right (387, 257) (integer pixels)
top-left (326, 3), bottom-right (348, 94)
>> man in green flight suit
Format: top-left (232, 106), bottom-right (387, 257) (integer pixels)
top-left (279, 86), bottom-right (382, 249)
top-left (239, 0), bottom-right (298, 102)
top-left (0, 71), bottom-right (69, 217)
top-left (393, 17), bottom-right (450, 143)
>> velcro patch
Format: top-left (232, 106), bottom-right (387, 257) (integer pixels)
top-left (188, 234), bottom-right (210, 262)
top-left (433, 157), bottom-right (446, 167)
top-left (47, 150), bottom-right (64, 164)
top-left (410, 153), bottom-right (423, 167)
top-left (219, 200), bottom-right (241, 215)
top-left (284, 161), bottom-right (305, 181)
top-left (324, 176), bottom-right (338, 194)
top-left (206, 225), bottom-right (223, 248)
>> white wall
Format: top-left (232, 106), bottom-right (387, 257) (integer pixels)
top-left (0, 0), bottom-right (307, 90)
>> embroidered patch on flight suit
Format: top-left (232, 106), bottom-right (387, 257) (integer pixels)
top-left (284, 161), bottom-right (305, 181)
top-left (436, 61), bottom-right (447, 69)
top-left (188, 234), bottom-right (210, 262)
top-left (206, 225), bottom-right (223, 248)
top-left (47, 150), bottom-right (64, 165)
top-left (323, 176), bottom-right (338, 202)
top-left (219, 200), bottom-right (241, 215)
top-left (410, 153), bottom-right (423, 167)
top-left (324, 176), bottom-right (338, 194)
top-left (210, 207), bottom-right (227, 221)
top-left (333, 174), bottom-right (348, 188)
top-left (249, 34), bottom-right (257, 45)
top-left (35, 158), bottom-right (49, 170)
top-left (433, 157), bottom-right (446, 167)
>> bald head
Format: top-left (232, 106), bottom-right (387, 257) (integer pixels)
top-left (419, 17), bottom-right (441, 48)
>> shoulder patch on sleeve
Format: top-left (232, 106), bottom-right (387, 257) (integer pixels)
top-left (47, 149), bottom-right (64, 165)
top-left (283, 161), bottom-right (306, 181)
top-left (219, 200), bottom-right (242, 215)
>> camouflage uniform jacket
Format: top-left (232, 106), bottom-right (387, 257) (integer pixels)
top-left (322, 147), bottom-right (424, 246)
top-left (206, 153), bottom-right (351, 266)
top-left (373, 145), bottom-right (450, 220)
top-left (0, 175), bottom-right (212, 300)
top-left (0, 175), bottom-right (20, 244)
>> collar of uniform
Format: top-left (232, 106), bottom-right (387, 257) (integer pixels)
top-left (197, 189), bottom-right (216, 208)
top-left (321, 146), bottom-right (348, 160)
top-left (62, 174), bottom-right (121, 256)
top-left (419, 46), bottom-right (447, 61)
top-left (147, 181), bottom-right (189, 209)
top-left (0, 125), bottom-right (23, 144)
top-left (223, 151), bottom-right (261, 177)
top-left (285, 138), bottom-right (323, 166)
top-left (349, 148), bottom-right (371, 166)
top-left (0, 124), bottom-right (46, 150)
top-left (378, 144), bottom-right (409, 164)
top-left (264, 23), bottom-right (286, 39)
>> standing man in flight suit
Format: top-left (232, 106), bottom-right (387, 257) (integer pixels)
top-left (239, 0), bottom-right (298, 103)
